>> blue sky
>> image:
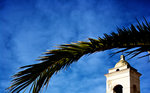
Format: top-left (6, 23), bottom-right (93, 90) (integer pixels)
top-left (1, 0), bottom-right (150, 93)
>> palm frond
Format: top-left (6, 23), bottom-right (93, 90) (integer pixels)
top-left (8, 19), bottom-right (150, 93)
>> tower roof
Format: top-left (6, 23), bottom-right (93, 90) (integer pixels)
top-left (114, 55), bottom-right (130, 68)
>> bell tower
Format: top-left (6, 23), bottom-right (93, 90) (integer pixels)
top-left (105, 55), bottom-right (141, 93)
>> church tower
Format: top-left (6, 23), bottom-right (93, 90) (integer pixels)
top-left (105, 55), bottom-right (141, 93)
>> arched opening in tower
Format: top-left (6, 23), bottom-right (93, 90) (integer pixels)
top-left (113, 85), bottom-right (123, 93)
top-left (133, 85), bottom-right (137, 93)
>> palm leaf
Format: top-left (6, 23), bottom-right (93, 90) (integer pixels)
top-left (8, 19), bottom-right (150, 93)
